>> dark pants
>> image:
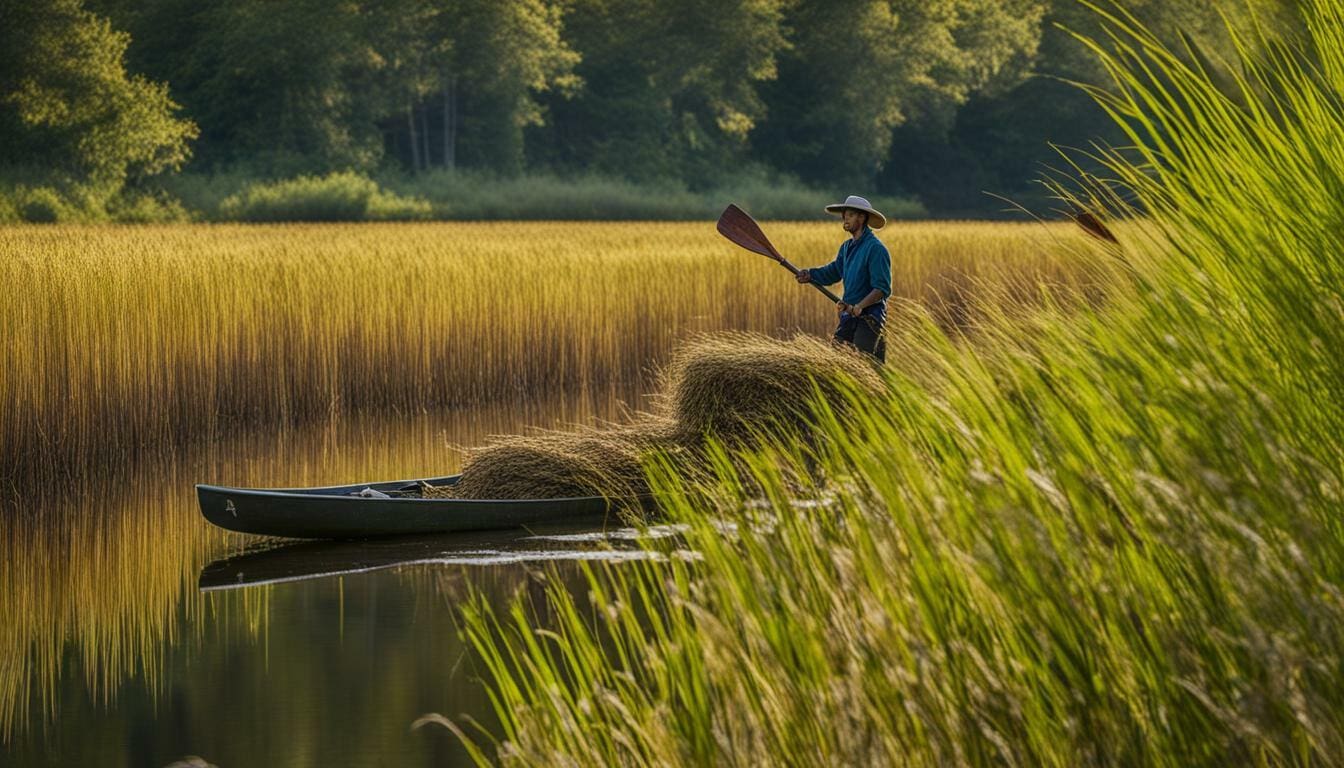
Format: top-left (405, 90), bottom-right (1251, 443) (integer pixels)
top-left (834, 304), bottom-right (885, 363)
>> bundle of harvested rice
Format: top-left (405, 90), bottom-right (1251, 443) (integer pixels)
top-left (445, 416), bottom-right (677, 503)
top-left (661, 332), bottom-right (884, 443)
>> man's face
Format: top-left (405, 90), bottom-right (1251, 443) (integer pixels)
top-left (841, 208), bottom-right (867, 234)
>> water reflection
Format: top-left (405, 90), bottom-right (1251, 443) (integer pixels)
top-left (198, 525), bottom-right (692, 592)
top-left (1, 383), bottom-right (663, 766)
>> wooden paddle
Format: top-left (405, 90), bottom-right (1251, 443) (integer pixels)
top-left (716, 204), bottom-right (842, 304)
top-left (1071, 208), bottom-right (1119, 244)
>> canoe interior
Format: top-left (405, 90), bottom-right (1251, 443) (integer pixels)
top-left (260, 474), bottom-right (463, 496)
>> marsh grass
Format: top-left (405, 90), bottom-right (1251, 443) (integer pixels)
top-left (434, 3), bottom-right (1344, 765)
top-left (0, 220), bottom-right (1099, 478)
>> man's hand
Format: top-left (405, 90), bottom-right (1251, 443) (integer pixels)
top-left (795, 270), bottom-right (812, 284)
top-left (837, 301), bottom-right (851, 317)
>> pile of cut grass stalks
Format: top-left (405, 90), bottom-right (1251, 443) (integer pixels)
top-left (433, 333), bottom-right (883, 506)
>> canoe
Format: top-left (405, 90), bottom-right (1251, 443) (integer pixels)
top-left (196, 475), bottom-right (620, 539)
top-left (197, 523), bottom-right (669, 591)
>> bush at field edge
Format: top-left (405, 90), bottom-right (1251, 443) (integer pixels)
top-left (218, 171), bottom-right (432, 222)
top-left (389, 169), bottom-right (926, 221)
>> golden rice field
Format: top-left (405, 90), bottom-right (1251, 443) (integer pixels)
top-left (0, 221), bottom-right (1108, 477)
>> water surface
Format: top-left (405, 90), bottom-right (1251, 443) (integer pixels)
top-left (1, 384), bottom-right (670, 767)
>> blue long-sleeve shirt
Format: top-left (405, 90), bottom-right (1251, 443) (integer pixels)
top-left (806, 227), bottom-right (891, 306)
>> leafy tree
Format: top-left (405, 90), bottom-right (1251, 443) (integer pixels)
top-left (117, 0), bottom-right (385, 173)
top-left (96, 0), bottom-right (577, 176)
top-left (422, 0), bottom-right (580, 173)
top-left (359, 0), bottom-right (445, 173)
top-left (528, 0), bottom-right (788, 183)
top-left (753, 0), bottom-right (1045, 188)
top-left (0, 0), bottom-right (196, 190)
top-left (16, 0), bottom-right (1311, 215)
top-left (880, 0), bottom-right (1305, 213)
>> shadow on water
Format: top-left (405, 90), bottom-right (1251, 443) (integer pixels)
top-left (0, 382), bottom-right (675, 767)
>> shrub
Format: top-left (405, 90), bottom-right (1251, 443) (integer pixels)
top-left (386, 169), bottom-right (926, 221)
top-left (218, 171), bottom-right (431, 222)
top-left (709, 169), bottom-right (926, 221)
top-left (107, 192), bottom-right (192, 223)
top-left (391, 170), bottom-right (705, 219)
top-left (0, 193), bottom-right (18, 223)
top-left (155, 169), bottom-right (255, 217)
top-left (153, 168), bottom-right (926, 222)
top-left (0, 182), bottom-right (123, 223)
top-left (17, 187), bottom-right (68, 223)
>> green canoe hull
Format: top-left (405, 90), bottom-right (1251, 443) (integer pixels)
top-left (196, 475), bottom-right (618, 539)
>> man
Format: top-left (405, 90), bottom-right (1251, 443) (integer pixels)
top-left (796, 195), bottom-right (891, 362)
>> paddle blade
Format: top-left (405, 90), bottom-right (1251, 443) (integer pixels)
top-left (716, 204), bottom-right (782, 261)
top-left (1073, 210), bottom-right (1118, 244)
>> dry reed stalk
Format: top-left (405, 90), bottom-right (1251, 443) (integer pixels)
top-left (0, 222), bottom-right (1098, 477)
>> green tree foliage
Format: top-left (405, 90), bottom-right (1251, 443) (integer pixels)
top-left (0, 0), bottom-right (196, 190)
top-left (880, 0), bottom-right (1303, 212)
top-left (93, 0), bottom-right (387, 173)
top-left (753, 0), bottom-right (1045, 187)
top-left (527, 0), bottom-right (789, 183)
top-left (92, 0), bottom-right (576, 176)
top-left (4, 0), bottom-right (1313, 216)
top-left (427, 0), bottom-right (580, 173)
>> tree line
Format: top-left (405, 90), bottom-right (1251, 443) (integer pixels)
top-left (0, 0), bottom-right (1302, 217)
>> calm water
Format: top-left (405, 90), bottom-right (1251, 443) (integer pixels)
top-left (1, 383), bottom-right (676, 767)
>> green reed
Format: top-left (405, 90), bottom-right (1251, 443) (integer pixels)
top-left (440, 3), bottom-right (1344, 765)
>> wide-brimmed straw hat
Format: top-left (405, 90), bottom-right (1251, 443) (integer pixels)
top-left (824, 195), bottom-right (886, 229)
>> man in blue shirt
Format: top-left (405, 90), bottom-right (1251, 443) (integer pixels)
top-left (796, 195), bottom-right (892, 362)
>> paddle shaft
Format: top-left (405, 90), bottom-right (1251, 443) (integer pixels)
top-left (773, 254), bottom-right (841, 303)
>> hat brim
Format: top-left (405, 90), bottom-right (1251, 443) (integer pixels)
top-left (824, 203), bottom-right (886, 229)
